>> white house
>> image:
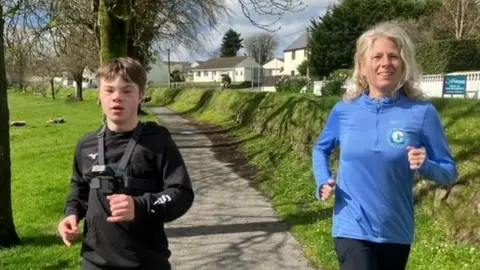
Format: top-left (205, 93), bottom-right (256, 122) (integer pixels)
top-left (191, 56), bottom-right (262, 83)
top-left (283, 32), bottom-right (308, 76)
top-left (185, 61), bottom-right (204, 82)
top-left (263, 58), bottom-right (284, 76)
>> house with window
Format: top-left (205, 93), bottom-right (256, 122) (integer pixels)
top-left (191, 56), bottom-right (262, 83)
top-left (263, 58), bottom-right (284, 76)
top-left (283, 32), bottom-right (308, 76)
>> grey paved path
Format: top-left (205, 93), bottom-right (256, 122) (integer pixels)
top-left (150, 107), bottom-right (317, 270)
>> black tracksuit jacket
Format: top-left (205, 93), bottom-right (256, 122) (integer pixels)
top-left (64, 121), bottom-right (194, 269)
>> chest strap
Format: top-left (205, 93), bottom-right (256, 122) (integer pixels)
top-left (96, 123), bottom-right (143, 171)
top-left (89, 176), bottom-right (156, 191)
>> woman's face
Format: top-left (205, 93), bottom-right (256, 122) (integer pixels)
top-left (363, 37), bottom-right (404, 95)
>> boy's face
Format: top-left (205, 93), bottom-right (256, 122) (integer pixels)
top-left (99, 76), bottom-right (143, 127)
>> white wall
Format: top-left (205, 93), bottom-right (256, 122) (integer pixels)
top-left (262, 86), bottom-right (276, 92)
top-left (233, 67), bottom-right (246, 82)
top-left (283, 49), bottom-right (306, 76)
top-left (420, 72), bottom-right (480, 99)
top-left (323, 71), bottom-right (480, 99)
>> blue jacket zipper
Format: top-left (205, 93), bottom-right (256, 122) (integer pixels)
top-left (375, 100), bottom-right (380, 151)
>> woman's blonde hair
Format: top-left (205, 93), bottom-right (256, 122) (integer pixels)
top-left (345, 21), bottom-right (424, 101)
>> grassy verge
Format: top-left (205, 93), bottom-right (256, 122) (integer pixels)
top-left (0, 89), bottom-right (157, 269)
top-left (149, 88), bottom-right (480, 270)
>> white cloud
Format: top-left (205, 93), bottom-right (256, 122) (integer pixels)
top-left (164, 0), bottom-right (331, 62)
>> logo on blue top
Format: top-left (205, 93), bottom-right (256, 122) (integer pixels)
top-left (388, 129), bottom-right (408, 147)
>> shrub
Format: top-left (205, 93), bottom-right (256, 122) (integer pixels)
top-left (276, 76), bottom-right (308, 93)
top-left (321, 69), bottom-right (353, 96)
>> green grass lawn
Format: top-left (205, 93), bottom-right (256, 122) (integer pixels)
top-left (0, 89), bottom-right (158, 270)
top-left (156, 91), bottom-right (480, 270)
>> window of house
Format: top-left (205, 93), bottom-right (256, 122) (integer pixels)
top-left (197, 72), bottom-right (200, 76)
top-left (204, 71), bottom-right (208, 76)
top-left (291, 70), bottom-right (295, 76)
top-left (292, 50), bottom-right (296, 60)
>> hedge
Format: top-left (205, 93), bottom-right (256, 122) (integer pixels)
top-left (416, 39), bottom-right (480, 74)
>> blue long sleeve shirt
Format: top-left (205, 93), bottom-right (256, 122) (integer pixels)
top-left (312, 91), bottom-right (457, 245)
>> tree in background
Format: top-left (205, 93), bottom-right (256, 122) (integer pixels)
top-left (220, 29), bottom-right (244, 57)
top-left (391, 17), bottom-right (437, 44)
top-left (4, 25), bottom-right (35, 92)
top-left (244, 32), bottom-right (278, 65)
top-left (0, 1), bottom-right (21, 248)
top-left (432, 0), bottom-right (480, 39)
top-left (308, 0), bottom-right (438, 78)
top-left (297, 59), bottom-right (308, 76)
top-left (57, 26), bottom-right (98, 101)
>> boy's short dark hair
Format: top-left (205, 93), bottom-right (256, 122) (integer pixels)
top-left (96, 57), bottom-right (147, 94)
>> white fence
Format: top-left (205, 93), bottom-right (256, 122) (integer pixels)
top-left (312, 71), bottom-right (480, 99)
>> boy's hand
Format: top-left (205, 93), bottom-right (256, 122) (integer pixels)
top-left (58, 215), bottom-right (80, 247)
top-left (106, 194), bottom-right (135, 223)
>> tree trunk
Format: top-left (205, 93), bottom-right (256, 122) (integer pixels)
top-left (0, 3), bottom-right (21, 249)
top-left (73, 72), bottom-right (83, 101)
top-left (50, 78), bottom-right (55, 100)
top-left (98, 0), bottom-right (130, 64)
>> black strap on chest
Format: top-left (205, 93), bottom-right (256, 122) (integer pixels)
top-left (96, 122), bottom-right (143, 171)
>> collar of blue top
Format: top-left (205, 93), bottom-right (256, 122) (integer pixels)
top-left (359, 88), bottom-right (407, 111)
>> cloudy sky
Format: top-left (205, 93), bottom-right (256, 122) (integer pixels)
top-left (165, 0), bottom-right (332, 62)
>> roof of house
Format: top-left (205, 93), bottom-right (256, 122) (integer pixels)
top-left (283, 32), bottom-right (308, 52)
top-left (193, 56), bottom-right (249, 70)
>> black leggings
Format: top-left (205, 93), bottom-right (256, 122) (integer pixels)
top-left (334, 237), bottom-right (411, 270)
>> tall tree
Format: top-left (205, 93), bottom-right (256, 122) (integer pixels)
top-left (98, 0), bottom-right (131, 63)
top-left (308, 0), bottom-right (439, 78)
top-left (220, 29), bottom-right (243, 57)
top-left (392, 17), bottom-right (437, 44)
top-left (4, 25), bottom-right (34, 92)
top-left (244, 32), bottom-right (278, 65)
top-left (0, 1), bottom-right (21, 249)
top-left (432, 0), bottom-right (480, 39)
top-left (57, 26), bottom-right (98, 101)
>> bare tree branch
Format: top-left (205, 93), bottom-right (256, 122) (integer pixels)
top-left (237, 0), bottom-right (306, 32)
top-left (435, 0), bottom-right (480, 39)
